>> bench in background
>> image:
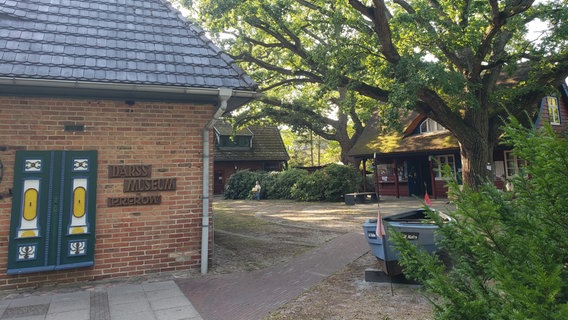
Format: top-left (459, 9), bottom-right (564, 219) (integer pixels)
top-left (344, 192), bottom-right (378, 205)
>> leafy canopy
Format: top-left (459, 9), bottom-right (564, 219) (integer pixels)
top-left (185, 0), bottom-right (568, 182)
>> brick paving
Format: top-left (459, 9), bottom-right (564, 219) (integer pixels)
top-left (176, 231), bottom-right (368, 320)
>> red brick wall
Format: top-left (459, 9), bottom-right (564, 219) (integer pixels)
top-left (0, 96), bottom-right (214, 291)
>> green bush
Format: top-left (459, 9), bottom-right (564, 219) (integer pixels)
top-left (290, 169), bottom-right (327, 201)
top-left (265, 168), bottom-right (309, 199)
top-left (223, 164), bottom-right (363, 202)
top-left (394, 119), bottom-right (568, 320)
top-left (321, 163), bottom-right (363, 201)
top-left (224, 170), bottom-right (269, 199)
top-left (290, 164), bottom-right (363, 201)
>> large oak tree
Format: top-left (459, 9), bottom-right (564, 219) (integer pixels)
top-left (188, 0), bottom-right (568, 187)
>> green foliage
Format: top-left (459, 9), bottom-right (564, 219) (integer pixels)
top-left (266, 168), bottom-right (309, 200)
top-left (394, 119), bottom-right (568, 319)
top-left (223, 170), bottom-right (268, 200)
top-left (280, 129), bottom-right (341, 167)
top-left (223, 164), bottom-right (362, 202)
top-left (191, 0), bottom-right (568, 186)
top-left (290, 169), bottom-right (327, 201)
top-left (321, 163), bottom-right (363, 201)
top-left (291, 164), bottom-right (363, 201)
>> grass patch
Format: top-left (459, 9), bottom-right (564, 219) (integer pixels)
top-left (213, 207), bottom-right (273, 234)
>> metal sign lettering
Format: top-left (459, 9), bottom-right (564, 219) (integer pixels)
top-left (108, 165), bottom-right (152, 178)
top-left (107, 195), bottom-right (162, 207)
top-left (123, 178), bottom-right (177, 192)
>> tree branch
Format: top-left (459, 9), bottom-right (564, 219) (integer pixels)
top-left (254, 98), bottom-right (340, 140)
top-left (349, 0), bottom-right (400, 63)
top-left (231, 52), bottom-right (323, 81)
top-left (259, 78), bottom-right (315, 92)
top-left (393, 0), bottom-right (469, 71)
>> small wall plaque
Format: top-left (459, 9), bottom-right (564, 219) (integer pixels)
top-left (64, 124), bottom-right (85, 132)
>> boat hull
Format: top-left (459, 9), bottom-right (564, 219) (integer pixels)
top-left (362, 208), bottom-right (444, 276)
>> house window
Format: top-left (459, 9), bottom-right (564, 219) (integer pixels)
top-left (218, 135), bottom-right (252, 149)
top-left (547, 96), bottom-right (560, 125)
top-left (419, 118), bottom-right (446, 133)
top-left (431, 154), bottom-right (456, 180)
top-left (504, 150), bottom-right (526, 178)
top-left (7, 151), bottom-right (98, 274)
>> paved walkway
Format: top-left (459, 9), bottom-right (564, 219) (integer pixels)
top-left (0, 231), bottom-right (367, 320)
top-left (176, 232), bottom-right (368, 320)
top-left (0, 197), bottom-right (444, 320)
top-left (0, 280), bottom-right (201, 320)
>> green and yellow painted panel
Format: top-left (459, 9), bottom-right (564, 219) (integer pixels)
top-left (7, 151), bottom-right (97, 274)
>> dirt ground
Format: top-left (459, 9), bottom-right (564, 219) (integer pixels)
top-left (210, 197), bottom-right (448, 320)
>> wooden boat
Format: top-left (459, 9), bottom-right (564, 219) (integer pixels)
top-left (362, 208), bottom-right (451, 276)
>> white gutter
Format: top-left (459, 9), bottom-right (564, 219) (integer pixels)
top-left (201, 88), bottom-right (232, 274)
top-left (0, 77), bottom-right (259, 99)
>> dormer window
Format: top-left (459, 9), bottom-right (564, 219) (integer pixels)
top-left (547, 96), bottom-right (560, 125)
top-left (219, 135), bottom-right (252, 149)
top-left (419, 118), bottom-right (446, 133)
top-left (214, 125), bottom-right (254, 151)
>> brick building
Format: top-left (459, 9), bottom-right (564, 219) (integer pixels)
top-left (213, 123), bottom-right (289, 194)
top-left (0, 0), bottom-right (257, 290)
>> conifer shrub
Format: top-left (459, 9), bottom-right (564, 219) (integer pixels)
top-left (393, 119), bottom-right (568, 320)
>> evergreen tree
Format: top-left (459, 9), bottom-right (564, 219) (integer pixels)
top-left (395, 118), bottom-right (568, 319)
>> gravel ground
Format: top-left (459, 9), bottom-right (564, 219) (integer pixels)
top-left (210, 197), bottom-right (451, 320)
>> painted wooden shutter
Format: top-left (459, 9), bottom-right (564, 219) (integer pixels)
top-left (7, 151), bottom-right (97, 274)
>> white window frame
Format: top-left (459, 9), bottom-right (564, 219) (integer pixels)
top-left (420, 118), bottom-right (446, 133)
top-left (547, 96), bottom-right (560, 125)
top-left (431, 154), bottom-right (456, 180)
top-left (504, 150), bottom-right (526, 178)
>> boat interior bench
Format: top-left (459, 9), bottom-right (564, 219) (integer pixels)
top-left (344, 192), bottom-right (378, 205)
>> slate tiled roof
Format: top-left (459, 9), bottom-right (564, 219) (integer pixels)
top-left (0, 0), bottom-right (256, 94)
top-left (214, 124), bottom-right (290, 162)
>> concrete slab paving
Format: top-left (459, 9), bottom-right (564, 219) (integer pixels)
top-left (45, 309), bottom-right (90, 320)
top-left (0, 281), bottom-right (202, 320)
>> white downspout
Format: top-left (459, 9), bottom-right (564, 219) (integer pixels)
top-left (201, 88), bottom-right (232, 274)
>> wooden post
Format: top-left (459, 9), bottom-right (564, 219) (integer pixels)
top-left (394, 159), bottom-right (400, 198)
top-left (362, 158), bottom-right (367, 192)
top-left (429, 157), bottom-right (437, 199)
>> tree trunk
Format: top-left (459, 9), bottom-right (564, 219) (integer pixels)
top-left (339, 139), bottom-right (356, 166)
top-left (458, 138), bottom-right (493, 188)
top-left (431, 94), bottom-right (495, 189)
